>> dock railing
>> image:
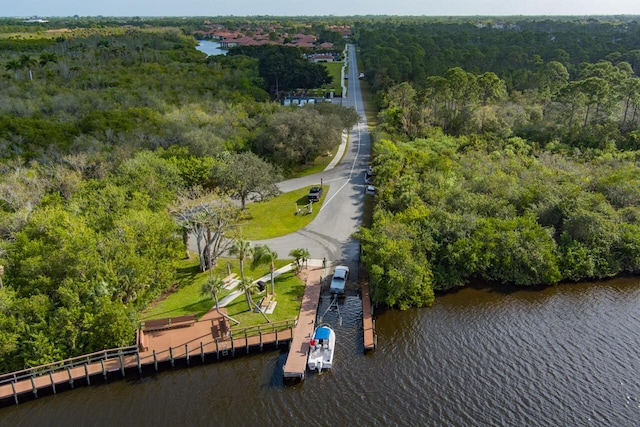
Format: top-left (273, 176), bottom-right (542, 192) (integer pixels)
top-left (229, 318), bottom-right (297, 338)
top-left (0, 346), bottom-right (138, 388)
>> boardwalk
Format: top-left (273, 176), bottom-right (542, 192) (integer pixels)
top-left (0, 308), bottom-right (294, 406)
top-left (283, 265), bottom-right (323, 381)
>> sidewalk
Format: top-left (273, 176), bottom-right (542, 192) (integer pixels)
top-left (217, 259), bottom-right (327, 307)
top-left (324, 130), bottom-right (348, 171)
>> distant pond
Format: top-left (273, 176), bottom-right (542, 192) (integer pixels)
top-left (195, 40), bottom-right (226, 56)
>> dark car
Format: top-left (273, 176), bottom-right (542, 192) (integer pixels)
top-left (308, 186), bottom-right (324, 202)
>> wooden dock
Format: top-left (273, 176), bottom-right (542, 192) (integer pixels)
top-left (282, 266), bottom-right (323, 382)
top-left (362, 281), bottom-right (376, 351)
top-left (0, 309), bottom-right (295, 407)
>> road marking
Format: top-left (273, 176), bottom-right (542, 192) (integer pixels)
top-left (320, 45), bottom-right (367, 213)
top-left (320, 121), bottom-right (365, 212)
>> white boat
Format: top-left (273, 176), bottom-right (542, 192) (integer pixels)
top-left (307, 324), bottom-right (336, 372)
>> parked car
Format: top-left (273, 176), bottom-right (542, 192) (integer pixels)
top-left (308, 186), bottom-right (324, 202)
top-left (330, 265), bottom-right (350, 295)
top-left (364, 164), bottom-right (374, 183)
top-left (365, 185), bottom-right (376, 196)
top-left (359, 72), bottom-right (365, 80)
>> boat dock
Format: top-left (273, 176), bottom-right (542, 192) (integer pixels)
top-left (362, 281), bottom-right (376, 351)
top-left (1, 262), bottom-right (375, 403)
top-left (282, 265), bottom-right (323, 382)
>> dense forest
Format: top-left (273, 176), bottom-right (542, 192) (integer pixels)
top-left (355, 16), bottom-right (640, 309)
top-left (0, 18), bottom-right (356, 373)
top-left (4, 14), bottom-right (640, 370)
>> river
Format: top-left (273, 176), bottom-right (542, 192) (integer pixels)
top-left (1, 279), bottom-right (638, 426)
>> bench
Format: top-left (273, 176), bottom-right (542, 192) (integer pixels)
top-left (259, 294), bottom-right (273, 311)
top-left (141, 314), bottom-right (196, 332)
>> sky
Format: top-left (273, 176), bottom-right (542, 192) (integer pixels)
top-left (3, 0), bottom-right (640, 18)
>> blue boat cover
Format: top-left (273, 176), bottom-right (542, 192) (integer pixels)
top-left (314, 327), bottom-right (331, 340)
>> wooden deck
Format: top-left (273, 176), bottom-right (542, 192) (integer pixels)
top-left (282, 266), bottom-right (323, 382)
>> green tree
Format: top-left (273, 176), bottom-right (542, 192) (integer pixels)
top-left (115, 151), bottom-right (184, 211)
top-left (172, 189), bottom-right (241, 272)
top-left (210, 151), bottom-right (281, 210)
top-left (201, 276), bottom-right (225, 314)
top-left (251, 244), bottom-right (278, 295)
top-left (288, 248), bottom-right (310, 272)
top-left (237, 276), bottom-right (258, 311)
top-left (472, 215), bottom-right (561, 286)
top-left (229, 239), bottom-right (252, 280)
top-left (254, 107), bottom-right (341, 167)
top-left (477, 71), bottom-right (506, 105)
top-left (19, 54), bottom-right (37, 81)
top-left (358, 214), bottom-right (435, 309)
top-left (5, 59), bottom-right (21, 79)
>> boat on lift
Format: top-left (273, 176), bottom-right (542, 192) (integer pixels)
top-left (307, 324), bottom-right (336, 372)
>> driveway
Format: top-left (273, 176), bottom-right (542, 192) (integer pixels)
top-left (252, 44), bottom-right (370, 268)
top-left (188, 45), bottom-right (370, 271)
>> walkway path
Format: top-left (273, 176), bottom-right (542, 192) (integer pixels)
top-left (218, 258), bottom-right (326, 306)
top-left (283, 263), bottom-right (323, 381)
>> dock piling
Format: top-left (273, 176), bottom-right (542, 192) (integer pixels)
top-left (67, 367), bottom-right (74, 388)
top-left (84, 363), bottom-right (90, 385)
top-left (30, 376), bottom-right (37, 398)
top-left (49, 371), bottom-right (56, 394)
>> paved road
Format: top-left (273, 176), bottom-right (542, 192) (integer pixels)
top-left (253, 44), bottom-right (371, 268)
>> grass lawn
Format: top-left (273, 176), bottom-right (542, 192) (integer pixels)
top-left (140, 255), bottom-right (292, 321)
top-left (225, 269), bottom-right (306, 328)
top-left (238, 185), bottom-right (328, 240)
top-left (321, 62), bottom-right (344, 97)
top-left (284, 137), bottom-right (344, 178)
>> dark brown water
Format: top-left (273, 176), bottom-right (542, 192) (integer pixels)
top-left (1, 280), bottom-right (639, 426)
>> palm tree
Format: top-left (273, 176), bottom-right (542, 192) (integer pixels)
top-left (289, 248), bottom-right (310, 272)
top-left (39, 52), bottom-right (58, 78)
top-left (237, 277), bottom-right (258, 310)
top-left (5, 59), bottom-right (21, 79)
top-left (229, 239), bottom-right (252, 280)
top-left (201, 274), bottom-right (240, 325)
top-left (39, 52), bottom-right (58, 67)
top-left (201, 276), bottom-right (225, 314)
top-left (19, 54), bottom-right (37, 81)
top-left (252, 244), bottom-right (278, 295)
